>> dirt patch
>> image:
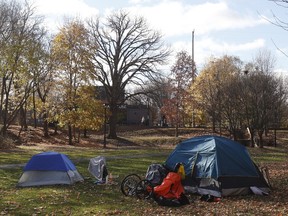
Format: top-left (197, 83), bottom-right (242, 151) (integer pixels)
top-left (1, 125), bottom-right (281, 151)
top-left (1, 125), bottom-right (217, 150)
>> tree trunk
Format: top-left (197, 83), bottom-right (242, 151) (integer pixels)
top-left (107, 105), bottom-right (118, 139)
top-left (212, 116), bottom-right (216, 133)
top-left (265, 127), bottom-right (268, 137)
top-left (73, 125), bottom-right (76, 141)
top-left (248, 127), bottom-right (255, 148)
top-left (175, 103), bottom-right (179, 137)
top-left (274, 129), bottom-right (277, 147)
top-left (0, 125), bottom-right (7, 137)
top-left (32, 89), bottom-right (37, 128)
top-left (18, 125), bottom-right (23, 137)
top-left (1, 104), bottom-right (20, 137)
top-left (54, 123), bottom-right (58, 135)
top-left (83, 129), bottom-right (87, 138)
top-left (68, 124), bottom-right (73, 145)
top-left (19, 106), bottom-right (28, 131)
top-left (231, 127), bottom-right (237, 141)
top-left (77, 129), bottom-right (80, 143)
top-left (0, 77), bottom-right (5, 124)
top-left (1, 91), bottom-right (10, 137)
top-left (219, 117), bottom-right (222, 136)
top-left (258, 130), bottom-right (264, 148)
top-left (175, 124), bottom-right (179, 137)
top-left (43, 112), bottom-right (49, 137)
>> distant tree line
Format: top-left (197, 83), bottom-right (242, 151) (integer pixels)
top-left (0, 0), bottom-right (288, 148)
top-left (144, 51), bottom-right (288, 148)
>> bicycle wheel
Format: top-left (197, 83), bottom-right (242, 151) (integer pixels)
top-left (135, 179), bottom-right (154, 200)
top-left (121, 174), bottom-right (142, 196)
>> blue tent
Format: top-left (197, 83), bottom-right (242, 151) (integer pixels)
top-left (18, 152), bottom-right (84, 187)
top-left (24, 152), bottom-right (77, 172)
top-left (165, 135), bottom-right (270, 197)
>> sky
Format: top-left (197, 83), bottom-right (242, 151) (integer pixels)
top-left (27, 0), bottom-right (288, 75)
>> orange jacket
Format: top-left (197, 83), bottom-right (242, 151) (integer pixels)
top-left (153, 172), bottom-right (184, 199)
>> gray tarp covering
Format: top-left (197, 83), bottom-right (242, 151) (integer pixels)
top-left (88, 156), bottom-right (108, 182)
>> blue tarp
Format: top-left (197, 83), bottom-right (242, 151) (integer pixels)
top-left (165, 135), bottom-right (259, 179)
top-left (24, 152), bottom-right (77, 172)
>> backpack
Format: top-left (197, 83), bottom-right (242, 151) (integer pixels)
top-left (145, 164), bottom-right (168, 186)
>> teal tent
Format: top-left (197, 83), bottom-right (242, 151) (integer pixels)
top-left (165, 135), bottom-right (270, 197)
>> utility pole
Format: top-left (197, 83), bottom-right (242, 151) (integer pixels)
top-left (103, 104), bottom-right (107, 148)
top-left (192, 30), bottom-right (196, 127)
top-left (192, 30), bottom-right (195, 81)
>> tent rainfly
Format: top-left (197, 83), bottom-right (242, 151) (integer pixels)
top-left (165, 135), bottom-right (270, 197)
top-left (17, 152), bottom-right (84, 187)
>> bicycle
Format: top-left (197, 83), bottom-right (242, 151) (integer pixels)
top-left (120, 173), bottom-right (154, 199)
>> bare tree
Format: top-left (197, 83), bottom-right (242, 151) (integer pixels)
top-left (242, 69), bottom-right (277, 147)
top-left (242, 50), bottom-right (287, 147)
top-left (129, 76), bottom-right (172, 126)
top-left (87, 10), bottom-right (170, 139)
top-left (253, 49), bottom-right (276, 75)
top-left (268, 0), bottom-right (288, 30)
top-left (267, 0), bottom-right (288, 57)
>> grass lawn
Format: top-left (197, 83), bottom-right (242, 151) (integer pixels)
top-left (0, 150), bottom-right (168, 216)
top-left (0, 126), bottom-right (288, 215)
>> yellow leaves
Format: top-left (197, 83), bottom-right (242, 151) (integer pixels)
top-left (51, 20), bottom-right (100, 134)
top-left (57, 85), bottom-right (106, 131)
top-left (51, 19), bottom-right (91, 70)
top-left (53, 20), bottom-right (88, 47)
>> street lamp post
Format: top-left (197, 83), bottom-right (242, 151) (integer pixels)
top-left (273, 108), bottom-right (278, 147)
top-left (103, 104), bottom-right (107, 148)
top-left (147, 98), bottom-right (150, 127)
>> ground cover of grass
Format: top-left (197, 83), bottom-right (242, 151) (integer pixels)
top-left (0, 151), bottom-right (168, 215)
top-left (0, 126), bottom-right (288, 215)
